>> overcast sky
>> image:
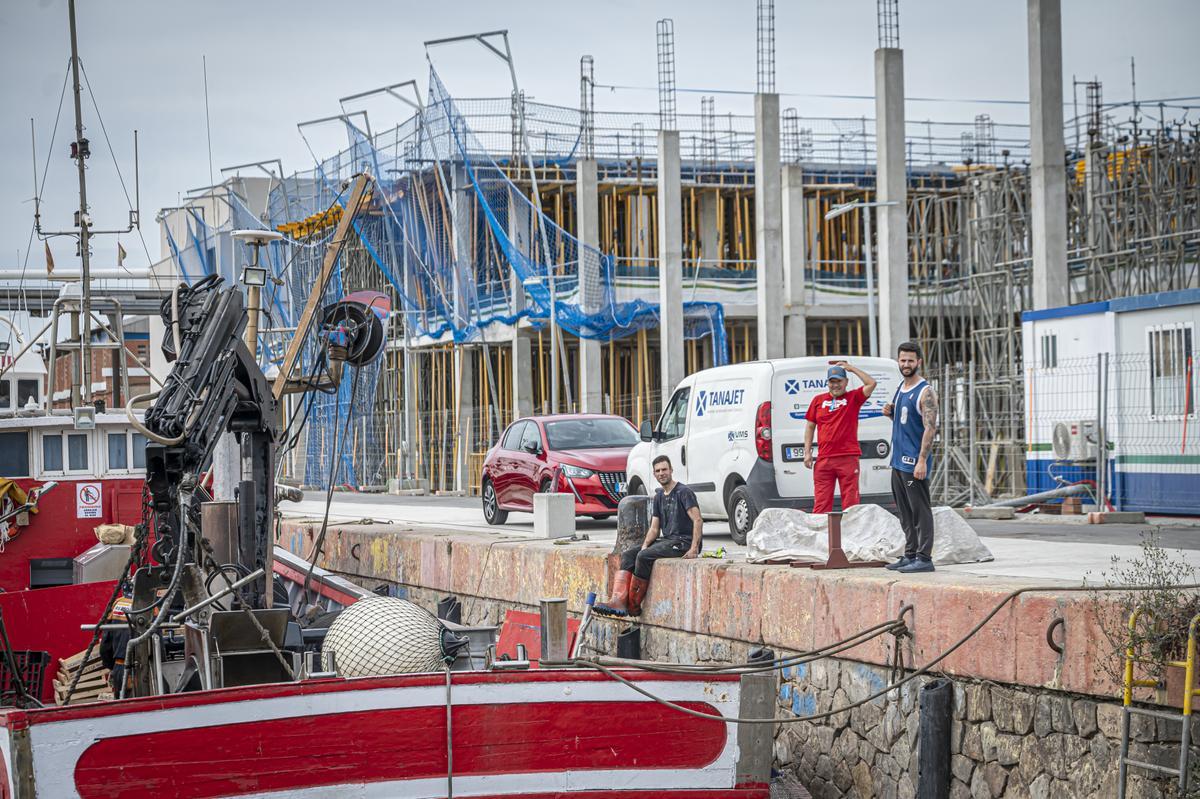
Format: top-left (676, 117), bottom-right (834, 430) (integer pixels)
top-left (2, 0), bottom-right (1197, 272)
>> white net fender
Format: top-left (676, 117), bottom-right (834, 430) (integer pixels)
top-left (322, 596), bottom-right (465, 677)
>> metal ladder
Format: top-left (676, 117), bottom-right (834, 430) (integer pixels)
top-left (1117, 609), bottom-right (1198, 797)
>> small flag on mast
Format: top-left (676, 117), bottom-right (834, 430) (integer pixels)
top-left (44, 240), bottom-right (55, 273)
top-left (117, 242), bottom-right (127, 267)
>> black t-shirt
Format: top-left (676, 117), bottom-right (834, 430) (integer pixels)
top-left (652, 483), bottom-right (700, 543)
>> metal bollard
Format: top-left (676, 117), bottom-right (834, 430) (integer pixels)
top-left (539, 597), bottom-right (569, 665)
top-left (614, 494), bottom-right (651, 555)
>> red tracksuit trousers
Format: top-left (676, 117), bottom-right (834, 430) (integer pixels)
top-left (812, 454), bottom-right (861, 514)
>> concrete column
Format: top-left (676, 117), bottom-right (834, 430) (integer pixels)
top-left (507, 187), bottom-right (534, 418)
top-left (782, 164), bottom-right (808, 357)
top-left (874, 47), bottom-right (909, 356)
top-left (452, 167), bottom-right (473, 494)
top-left (1027, 0), bottom-right (1069, 310)
top-left (754, 93), bottom-right (785, 360)
top-left (698, 190), bottom-right (719, 268)
top-left (512, 334), bottom-right (534, 418)
top-left (657, 130), bottom-right (685, 408)
top-left (575, 158), bottom-right (603, 413)
top-left (453, 346), bottom-right (474, 494)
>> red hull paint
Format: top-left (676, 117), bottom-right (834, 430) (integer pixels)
top-left (0, 477), bottom-right (143, 592)
top-left (73, 700), bottom-right (726, 799)
top-left (497, 609), bottom-right (580, 663)
top-left (5, 671), bottom-right (764, 799)
top-left (0, 581), bottom-right (117, 703)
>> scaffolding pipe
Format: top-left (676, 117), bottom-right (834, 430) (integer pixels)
top-left (978, 482), bottom-right (1092, 509)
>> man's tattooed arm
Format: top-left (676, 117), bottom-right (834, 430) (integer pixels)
top-left (917, 387), bottom-right (940, 475)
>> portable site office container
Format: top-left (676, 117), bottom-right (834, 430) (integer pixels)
top-left (1021, 288), bottom-right (1200, 515)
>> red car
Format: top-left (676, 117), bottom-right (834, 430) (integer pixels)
top-left (481, 414), bottom-right (639, 525)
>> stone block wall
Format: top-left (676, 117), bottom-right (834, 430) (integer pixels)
top-left (773, 658), bottom-right (1196, 799)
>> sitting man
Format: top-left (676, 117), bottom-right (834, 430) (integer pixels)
top-left (595, 455), bottom-right (702, 617)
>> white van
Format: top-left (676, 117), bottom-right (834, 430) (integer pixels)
top-left (625, 356), bottom-right (902, 543)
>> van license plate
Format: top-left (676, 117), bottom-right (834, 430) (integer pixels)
top-left (782, 445), bottom-right (804, 462)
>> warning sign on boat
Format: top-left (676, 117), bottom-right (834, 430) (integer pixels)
top-left (76, 483), bottom-right (103, 519)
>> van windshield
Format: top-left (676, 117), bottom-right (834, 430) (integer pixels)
top-left (545, 418), bottom-right (638, 450)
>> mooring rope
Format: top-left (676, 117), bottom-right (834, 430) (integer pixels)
top-left (573, 581), bottom-right (1200, 725)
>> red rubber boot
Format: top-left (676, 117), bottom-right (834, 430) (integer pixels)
top-left (593, 570), bottom-right (633, 616)
top-left (627, 576), bottom-right (650, 617)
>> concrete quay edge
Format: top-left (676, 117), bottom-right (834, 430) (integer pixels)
top-left (279, 520), bottom-right (1124, 699)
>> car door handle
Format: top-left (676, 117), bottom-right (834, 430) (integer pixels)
top-left (681, 445), bottom-right (687, 466)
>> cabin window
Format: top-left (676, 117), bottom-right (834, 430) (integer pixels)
top-left (0, 381), bottom-right (9, 410)
top-left (106, 431), bottom-right (148, 472)
top-left (42, 432), bottom-right (91, 474)
top-left (68, 434), bottom-right (89, 471)
top-left (1148, 323), bottom-right (1195, 418)
top-left (108, 433), bottom-right (128, 470)
top-left (0, 431), bottom-right (29, 476)
top-left (42, 434), bottom-right (63, 472)
top-left (16, 380), bottom-right (38, 409)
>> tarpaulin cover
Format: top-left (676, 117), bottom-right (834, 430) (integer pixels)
top-left (746, 504), bottom-right (994, 565)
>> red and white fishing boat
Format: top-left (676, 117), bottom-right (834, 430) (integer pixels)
top-left (0, 542), bottom-right (770, 798)
top-left (0, 644), bottom-right (767, 799)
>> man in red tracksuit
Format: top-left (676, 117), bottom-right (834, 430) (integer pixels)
top-left (803, 361), bottom-right (878, 514)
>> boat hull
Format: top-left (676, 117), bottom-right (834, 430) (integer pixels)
top-left (0, 669), bottom-right (768, 798)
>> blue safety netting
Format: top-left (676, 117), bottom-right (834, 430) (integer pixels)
top-left (162, 67), bottom-right (739, 488)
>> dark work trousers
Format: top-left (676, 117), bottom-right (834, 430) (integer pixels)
top-left (891, 469), bottom-right (935, 560)
top-left (620, 538), bottom-right (690, 580)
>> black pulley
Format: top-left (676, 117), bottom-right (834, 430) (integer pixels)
top-left (320, 292), bottom-right (389, 366)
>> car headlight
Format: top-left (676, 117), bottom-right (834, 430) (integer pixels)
top-left (560, 464), bottom-right (594, 478)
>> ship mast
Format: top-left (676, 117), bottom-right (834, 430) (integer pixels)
top-left (67, 0), bottom-right (93, 406)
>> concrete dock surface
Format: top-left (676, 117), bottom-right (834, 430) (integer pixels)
top-left (284, 491), bottom-right (1200, 584)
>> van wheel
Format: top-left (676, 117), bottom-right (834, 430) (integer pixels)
top-left (482, 480), bottom-right (508, 525)
top-left (627, 480), bottom-right (646, 496)
top-left (727, 485), bottom-right (758, 546)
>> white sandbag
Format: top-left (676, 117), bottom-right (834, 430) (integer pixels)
top-left (747, 504), bottom-right (992, 565)
top-left (929, 507), bottom-right (994, 564)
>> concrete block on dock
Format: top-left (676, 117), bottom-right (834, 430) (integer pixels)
top-left (1088, 511), bottom-right (1145, 524)
top-left (534, 493), bottom-right (576, 539)
top-left (962, 506), bottom-right (1016, 520)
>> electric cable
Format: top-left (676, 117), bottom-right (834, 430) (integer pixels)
top-left (302, 364), bottom-right (363, 609)
top-left (574, 581), bottom-right (1200, 725)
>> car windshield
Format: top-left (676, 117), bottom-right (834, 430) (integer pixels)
top-left (544, 418), bottom-right (638, 450)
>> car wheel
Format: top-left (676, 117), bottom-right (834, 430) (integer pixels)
top-left (482, 480), bottom-right (508, 525)
top-left (539, 477), bottom-right (554, 493)
top-left (589, 514), bottom-right (614, 521)
top-left (727, 485), bottom-right (758, 546)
